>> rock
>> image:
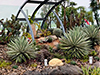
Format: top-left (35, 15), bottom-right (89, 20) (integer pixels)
top-left (23, 70), bottom-right (41, 75)
top-left (93, 61), bottom-right (100, 68)
top-left (53, 41), bottom-right (59, 46)
top-left (41, 68), bottom-right (51, 75)
top-left (59, 64), bottom-right (82, 75)
top-left (49, 58), bottom-right (64, 67)
top-left (49, 68), bottom-right (63, 75)
top-left (9, 72), bottom-right (18, 75)
top-left (23, 70), bottom-right (33, 75)
top-left (37, 37), bottom-right (46, 43)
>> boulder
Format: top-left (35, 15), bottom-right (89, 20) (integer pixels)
top-left (23, 70), bottom-right (41, 75)
top-left (93, 61), bottom-right (100, 68)
top-left (49, 68), bottom-right (63, 75)
top-left (49, 58), bottom-right (64, 67)
top-left (41, 68), bottom-right (51, 75)
top-left (59, 64), bottom-right (82, 75)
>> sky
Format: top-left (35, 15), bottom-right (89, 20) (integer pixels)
top-left (0, 0), bottom-right (90, 7)
top-left (0, 0), bottom-right (91, 19)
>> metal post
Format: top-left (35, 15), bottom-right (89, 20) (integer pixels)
top-left (52, 11), bottom-right (65, 34)
top-left (21, 9), bottom-right (35, 41)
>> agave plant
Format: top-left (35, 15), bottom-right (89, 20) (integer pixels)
top-left (60, 27), bottom-right (91, 59)
top-left (6, 37), bottom-right (36, 63)
top-left (83, 25), bottom-right (100, 48)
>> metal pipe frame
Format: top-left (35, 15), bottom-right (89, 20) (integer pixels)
top-left (41, 0), bottom-right (66, 29)
top-left (31, 0), bottom-right (49, 20)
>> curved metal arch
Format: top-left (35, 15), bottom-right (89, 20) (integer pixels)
top-left (41, 0), bottom-right (66, 29)
top-left (15, 0), bottom-right (28, 20)
top-left (31, 0), bottom-right (49, 20)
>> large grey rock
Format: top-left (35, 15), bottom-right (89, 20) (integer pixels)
top-left (41, 68), bottom-right (51, 75)
top-left (93, 61), bottom-right (100, 68)
top-left (23, 70), bottom-right (41, 75)
top-left (49, 68), bottom-right (63, 75)
top-left (59, 64), bottom-right (82, 75)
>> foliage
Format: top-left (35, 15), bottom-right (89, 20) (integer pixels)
top-left (80, 59), bottom-right (88, 63)
top-left (0, 14), bottom-right (22, 44)
top-left (34, 22), bottom-right (51, 37)
top-left (22, 32), bottom-right (32, 39)
top-left (90, 0), bottom-right (100, 26)
top-left (83, 25), bottom-right (100, 48)
top-left (81, 66), bottom-right (100, 75)
top-left (0, 59), bottom-right (12, 68)
top-left (53, 28), bottom-right (63, 37)
top-left (70, 60), bottom-right (77, 65)
top-left (65, 59), bottom-right (71, 64)
top-left (47, 37), bottom-right (53, 43)
top-left (89, 50), bottom-right (98, 56)
top-left (94, 56), bottom-right (100, 61)
top-left (53, 53), bottom-right (65, 59)
top-left (6, 37), bottom-right (36, 63)
top-left (30, 63), bottom-right (37, 68)
top-left (12, 65), bottom-right (18, 69)
top-left (60, 27), bottom-right (91, 59)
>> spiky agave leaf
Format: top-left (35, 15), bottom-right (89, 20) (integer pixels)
top-left (60, 27), bottom-right (91, 59)
top-left (83, 25), bottom-right (100, 46)
top-left (6, 37), bottom-right (36, 63)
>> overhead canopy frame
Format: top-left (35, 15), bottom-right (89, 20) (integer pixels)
top-left (15, 0), bottom-right (66, 28)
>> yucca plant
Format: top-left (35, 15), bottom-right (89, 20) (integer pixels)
top-left (6, 37), bottom-right (36, 63)
top-left (83, 25), bottom-right (100, 48)
top-left (60, 27), bottom-right (91, 59)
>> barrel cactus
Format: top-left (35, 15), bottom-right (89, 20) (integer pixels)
top-left (53, 28), bottom-right (63, 37)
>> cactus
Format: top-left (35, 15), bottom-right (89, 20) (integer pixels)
top-left (53, 28), bottom-right (63, 37)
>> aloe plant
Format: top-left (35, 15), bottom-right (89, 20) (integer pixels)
top-left (6, 37), bottom-right (36, 63)
top-left (83, 25), bottom-right (100, 48)
top-left (60, 27), bottom-right (91, 59)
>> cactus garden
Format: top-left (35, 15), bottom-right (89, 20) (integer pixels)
top-left (0, 0), bottom-right (100, 75)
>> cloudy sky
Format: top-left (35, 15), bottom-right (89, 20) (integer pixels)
top-left (0, 0), bottom-right (91, 19)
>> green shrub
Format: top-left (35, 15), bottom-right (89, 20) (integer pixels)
top-left (70, 60), bottom-right (77, 65)
top-left (12, 65), bottom-right (18, 69)
top-left (53, 28), bottom-right (63, 37)
top-left (94, 56), bottom-right (100, 61)
top-left (0, 59), bottom-right (12, 68)
top-left (47, 37), bottom-right (52, 43)
top-left (60, 27), bottom-right (91, 59)
top-left (6, 37), bottom-right (36, 63)
top-left (0, 14), bottom-right (22, 44)
top-left (89, 50), bottom-right (98, 56)
top-left (83, 25), bottom-right (100, 48)
top-left (53, 53), bottom-right (65, 59)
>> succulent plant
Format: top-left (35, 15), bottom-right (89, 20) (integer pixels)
top-left (47, 37), bottom-right (52, 43)
top-left (70, 60), bottom-right (77, 65)
top-left (0, 14), bottom-right (22, 44)
top-left (6, 37), bottom-right (36, 63)
top-left (53, 28), bottom-right (63, 37)
top-left (60, 27), bottom-right (91, 59)
top-left (83, 25), bottom-right (100, 48)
